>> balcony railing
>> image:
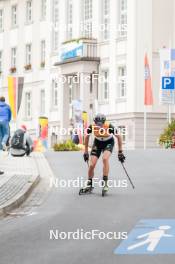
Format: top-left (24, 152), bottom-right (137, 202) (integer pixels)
top-left (60, 38), bottom-right (98, 62)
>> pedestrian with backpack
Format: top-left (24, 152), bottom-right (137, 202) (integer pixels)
top-left (10, 125), bottom-right (33, 157)
top-left (71, 128), bottom-right (80, 145)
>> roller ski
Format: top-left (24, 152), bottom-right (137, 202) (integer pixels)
top-left (79, 154), bottom-right (94, 195)
top-left (79, 180), bottom-right (94, 195)
top-left (102, 185), bottom-right (109, 197)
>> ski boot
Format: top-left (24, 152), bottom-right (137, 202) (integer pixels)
top-left (102, 176), bottom-right (109, 197)
top-left (79, 180), bottom-right (94, 195)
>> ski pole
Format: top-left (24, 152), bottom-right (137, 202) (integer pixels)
top-left (86, 160), bottom-right (89, 168)
top-left (121, 162), bottom-right (135, 189)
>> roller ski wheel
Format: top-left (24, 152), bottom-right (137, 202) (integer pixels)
top-left (102, 185), bottom-right (109, 197)
top-left (79, 186), bottom-right (94, 195)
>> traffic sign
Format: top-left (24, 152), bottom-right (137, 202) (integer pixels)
top-left (114, 219), bottom-right (175, 255)
top-left (162, 77), bottom-right (175, 90)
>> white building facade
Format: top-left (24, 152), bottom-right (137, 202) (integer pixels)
top-left (0, 0), bottom-right (174, 149)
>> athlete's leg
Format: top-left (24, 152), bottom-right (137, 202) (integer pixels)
top-left (102, 150), bottom-right (111, 177)
top-left (102, 138), bottom-right (114, 187)
top-left (82, 155), bottom-right (99, 189)
top-left (88, 155), bottom-right (99, 179)
top-left (88, 140), bottom-right (101, 181)
top-left (102, 150), bottom-right (112, 190)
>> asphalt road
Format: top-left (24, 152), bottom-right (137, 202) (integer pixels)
top-left (0, 150), bottom-right (175, 264)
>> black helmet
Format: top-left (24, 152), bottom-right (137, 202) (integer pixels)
top-left (94, 114), bottom-right (106, 126)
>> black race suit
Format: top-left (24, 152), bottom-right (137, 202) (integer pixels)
top-left (87, 124), bottom-right (117, 158)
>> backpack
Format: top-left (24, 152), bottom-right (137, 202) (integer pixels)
top-left (11, 129), bottom-right (25, 150)
top-left (72, 134), bottom-right (79, 145)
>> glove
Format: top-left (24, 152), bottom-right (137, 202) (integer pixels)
top-left (118, 151), bottom-right (125, 163)
top-left (83, 152), bottom-right (89, 162)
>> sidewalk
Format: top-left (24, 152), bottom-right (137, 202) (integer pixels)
top-left (0, 152), bottom-right (40, 217)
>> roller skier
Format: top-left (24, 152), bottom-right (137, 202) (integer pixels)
top-left (79, 114), bottom-right (125, 196)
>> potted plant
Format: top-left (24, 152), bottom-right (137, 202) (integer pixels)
top-left (24, 64), bottom-right (32, 71)
top-left (40, 61), bottom-right (45, 68)
top-left (10, 67), bottom-right (17, 73)
top-left (62, 37), bottom-right (97, 45)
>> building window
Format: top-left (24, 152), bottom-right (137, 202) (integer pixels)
top-left (11, 5), bottom-right (17, 27)
top-left (11, 47), bottom-right (17, 69)
top-left (102, 71), bottom-right (109, 100)
top-left (67, 0), bottom-right (73, 40)
top-left (118, 66), bottom-right (126, 98)
top-left (40, 40), bottom-right (45, 67)
top-left (52, 0), bottom-right (59, 51)
top-left (119, 0), bottom-right (127, 37)
top-left (26, 0), bottom-right (32, 24)
top-left (25, 92), bottom-right (32, 118)
top-left (101, 0), bottom-right (110, 40)
top-left (82, 0), bottom-right (92, 38)
top-left (0, 51), bottom-right (2, 73)
top-left (0, 9), bottom-right (4, 31)
top-left (40, 89), bottom-right (45, 114)
top-left (25, 44), bottom-right (32, 67)
top-left (41, 0), bottom-right (46, 20)
top-left (52, 79), bottom-right (58, 107)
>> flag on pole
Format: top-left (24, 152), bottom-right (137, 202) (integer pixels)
top-left (144, 53), bottom-right (153, 149)
top-left (17, 77), bottom-right (24, 112)
top-left (144, 53), bottom-right (153, 105)
top-left (8, 77), bottom-right (17, 120)
top-left (8, 76), bottom-right (24, 120)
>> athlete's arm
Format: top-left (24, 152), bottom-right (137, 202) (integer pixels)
top-left (84, 125), bottom-right (92, 153)
top-left (109, 124), bottom-right (123, 152)
top-left (116, 134), bottom-right (125, 162)
top-left (116, 134), bottom-right (123, 152)
top-left (84, 135), bottom-right (90, 153)
top-left (109, 123), bottom-right (125, 162)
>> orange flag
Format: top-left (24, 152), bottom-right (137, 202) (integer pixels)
top-left (144, 53), bottom-right (153, 105)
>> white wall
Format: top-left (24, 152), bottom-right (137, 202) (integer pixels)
top-left (0, 0), bottom-right (174, 147)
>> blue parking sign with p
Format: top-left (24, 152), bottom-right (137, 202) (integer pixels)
top-left (162, 77), bottom-right (175, 90)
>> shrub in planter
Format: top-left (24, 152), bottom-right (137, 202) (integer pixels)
top-left (159, 120), bottom-right (175, 148)
top-left (53, 139), bottom-right (80, 151)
